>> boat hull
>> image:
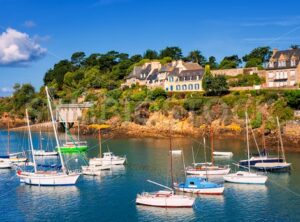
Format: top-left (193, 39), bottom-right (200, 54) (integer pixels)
top-left (175, 186), bottom-right (224, 195)
top-left (252, 162), bottom-right (291, 172)
top-left (90, 158), bottom-right (126, 166)
top-left (213, 152), bottom-right (233, 157)
top-left (33, 151), bottom-right (58, 156)
top-left (0, 160), bottom-right (12, 169)
top-left (55, 146), bottom-right (88, 153)
top-left (239, 157), bottom-right (283, 166)
top-left (186, 168), bottom-right (230, 176)
top-left (136, 193), bottom-right (195, 208)
top-left (223, 172), bottom-right (267, 184)
top-left (18, 172), bottom-right (80, 186)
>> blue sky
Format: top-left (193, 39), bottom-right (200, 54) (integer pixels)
top-left (1, 0), bottom-right (300, 96)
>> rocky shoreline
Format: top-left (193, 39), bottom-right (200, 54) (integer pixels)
top-left (4, 118), bottom-right (300, 151)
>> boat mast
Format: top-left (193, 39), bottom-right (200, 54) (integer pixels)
top-left (191, 146), bottom-right (195, 165)
top-left (245, 112), bottom-right (250, 172)
top-left (7, 119), bottom-right (10, 155)
top-left (77, 121), bottom-right (80, 141)
top-left (98, 128), bottom-right (102, 158)
top-left (39, 129), bottom-right (43, 151)
top-left (276, 117), bottom-right (286, 163)
top-left (45, 86), bottom-right (66, 174)
top-left (210, 127), bottom-right (214, 165)
top-left (203, 137), bottom-right (208, 179)
top-left (169, 122), bottom-right (174, 190)
top-left (26, 109), bottom-right (37, 173)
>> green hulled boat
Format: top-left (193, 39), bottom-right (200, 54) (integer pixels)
top-left (56, 141), bottom-right (88, 153)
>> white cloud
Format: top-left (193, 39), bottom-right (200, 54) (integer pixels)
top-left (23, 20), bottom-right (36, 28)
top-left (0, 87), bottom-right (13, 93)
top-left (0, 28), bottom-right (47, 66)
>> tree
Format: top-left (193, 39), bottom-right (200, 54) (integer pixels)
top-left (130, 54), bottom-right (143, 63)
top-left (43, 60), bottom-right (73, 89)
top-left (143, 49), bottom-right (158, 60)
top-left (207, 56), bottom-right (218, 69)
top-left (159, 47), bottom-right (183, 60)
top-left (185, 50), bottom-right (206, 66)
top-left (12, 83), bottom-right (35, 110)
top-left (242, 47), bottom-right (271, 67)
top-left (71, 52), bottom-right (85, 66)
top-left (202, 65), bottom-right (228, 96)
top-left (219, 55), bottom-right (241, 69)
top-left (290, 44), bottom-right (299, 49)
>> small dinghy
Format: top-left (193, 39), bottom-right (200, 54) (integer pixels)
top-left (82, 162), bottom-right (111, 176)
top-left (174, 177), bottom-right (224, 195)
top-left (213, 151), bottom-right (233, 157)
top-left (0, 158), bottom-right (12, 169)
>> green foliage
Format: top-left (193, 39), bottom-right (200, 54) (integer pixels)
top-left (207, 56), bottom-right (218, 69)
top-left (272, 99), bottom-right (294, 121)
top-left (250, 112), bottom-right (262, 128)
top-left (185, 50), bottom-right (206, 66)
top-left (183, 97), bottom-right (205, 111)
top-left (219, 55), bottom-right (241, 69)
top-left (284, 90), bottom-right (300, 109)
top-left (143, 49), bottom-right (158, 59)
top-left (202, 72), bottom-right (229, 96)
top-left (159, 46), bottom-right (183, 60)
top-left (242, 47), bottom-right (271, 67)
top-left (148, 88), bottom-right (167, 100)
top-left (130, 90), bottom-right (147, 101)
top-left (228, 73), bottom-right (263, 87)
top-left (12, 83), bottom-right (35, 111)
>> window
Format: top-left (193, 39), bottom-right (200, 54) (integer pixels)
top-left (188, 84), bottom-right (193, 90)
top-left (269, 62), bottom-right (274, 68)
top-left (290, 80), bottom-right (296, 86)
top-left (189, 182), bottom-right (195, 185)
top-left (182, 84), bottom-right (187, 90)
top-left (196, 75), bottom-right (199, 80)
top-left (176, 85), bottom-right (181, 91)
top-left (278, 60), bottom-right (286, 67)
top-left (170, 85), bottom-right (173, 91)
top-left (268, 82), bottom-right (274, 87)
top-left (291, 60), bottom-right (296, 66)
top-left (195, 84), bottom-right (200, 90)
top-left (166, 87), bottom-right (169, 91)
top-left (284, 72), bottom-right (288, 79)
top-left (291, 70), bottom-right (295, 76)
top-left (268, 72), bottom-right (274, 78)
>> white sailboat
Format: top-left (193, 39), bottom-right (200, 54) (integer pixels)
top-left (136, 126), bottom-right (195, 208)
top-left (252, 117), bottom-right (291, 171)
top-left (0, 158), bottom-right (12, 169)
top-left (33, 130), bottom-right (58, 156)
top-left (89, 128), bottom-right (126, 166)
top-left (82, 127), bottom-right (111, 176)
top-left (17, 88), bottom-right (80, 186)
top-left (213, 151), bottom-right (233, 157)
top-left (223, 112), bottom-right (268, 184)
top-left (186, 136), bottom-right (230, 176)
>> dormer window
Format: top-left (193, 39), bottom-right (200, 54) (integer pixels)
top-left (269, 62), bottom-right (274, 68)
top-left (291, 59), bottom-right (296, 66)
top-left (278, 60), bottom-right (286, 67)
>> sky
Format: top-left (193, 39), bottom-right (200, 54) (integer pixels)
top-left (1, 0), bottom-right (300, 96)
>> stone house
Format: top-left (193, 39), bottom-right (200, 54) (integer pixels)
top-left (266, 48), bottom-right (300, 88)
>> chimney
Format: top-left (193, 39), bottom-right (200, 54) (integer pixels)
top-left (272, 48), bottom-right (278, 55)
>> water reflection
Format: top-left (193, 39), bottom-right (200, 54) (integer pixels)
top-left (136, 205), bottom-right (195, 221)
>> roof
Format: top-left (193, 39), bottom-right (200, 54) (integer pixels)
top-left (126, 64), bottom-right (151, 80)
top-left (183, 62), bottom-right (202, 70)
top-left (267, 48), bottom-right (300, 70)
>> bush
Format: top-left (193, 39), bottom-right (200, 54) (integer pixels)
top-left (284, 90), bottom-right (300, 109)
top-left (172, 105), bottom-right (188, 120)
top-left (107, 89), bottom-right (122, 100)
top-left (250, 112), bottom-right (262, 129)
top-left (130, 90), bottom-right (147, 101)
top-left (183, 98), bottom-right (205, 111)
top-left (148, 88), bottom-right (167, 100)
top-left (272, 99), bottom-right (294, 122)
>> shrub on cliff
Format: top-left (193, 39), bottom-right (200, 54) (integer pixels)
top-left (284, 90), bottom-right (300, 109)
top-left (172, 106), bottom-right (188, 120)
top-left (148, 88), bottom-right (167, 100)
top-left (183, 97), bottom-right (205, 111)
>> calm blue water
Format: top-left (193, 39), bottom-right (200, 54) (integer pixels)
top-left (1, 130), bottom-right (300, 222)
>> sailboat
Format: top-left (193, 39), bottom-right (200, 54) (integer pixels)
top-left (82, 127), bottom-right (111, 176)
top-left (136, 125), bottom-right (195, 208)
top-left (0, 120), bottom-right (27, 164)
top-left (223, 112), bottom-right (268, 184)
top-left (186, 132), bottom-right (230, 176)
top-left (252, 117), bottom-right (291, 171)
top-left (89, 125), bottom-right (126, 166)
top-left (174, 149), bottom-right (224, 195)
top-left (17, 88), bottom-right (80, 186)
top-left (33, 129), bottom-right (58, 156)
top-left (238, 115), bottom-right (283, 166)
top-left (55, 120), bottom-right (88, 153)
